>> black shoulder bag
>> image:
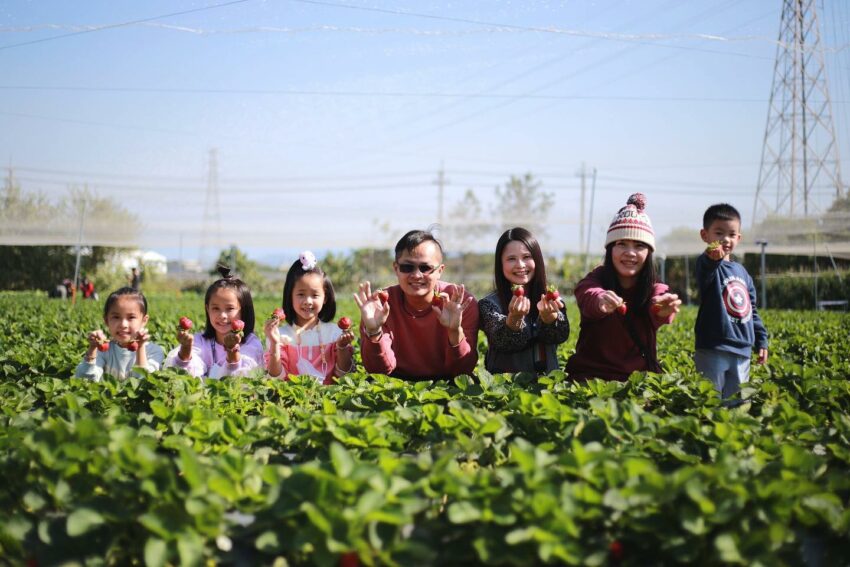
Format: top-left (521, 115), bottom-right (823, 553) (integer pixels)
top-left (622, 312), bottom-right (664, 374)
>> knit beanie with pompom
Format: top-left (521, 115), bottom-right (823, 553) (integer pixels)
top-left (605, 193), bottom-right (655, 251)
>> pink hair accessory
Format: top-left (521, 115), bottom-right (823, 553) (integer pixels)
top-left (299, 251), bottom-right (317, 271)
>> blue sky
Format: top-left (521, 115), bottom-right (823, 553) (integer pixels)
top-left (1, 0), bottom-right (848, 266)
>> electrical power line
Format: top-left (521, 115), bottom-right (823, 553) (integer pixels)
top-left (0, 0), bottom-right (253, 52)
top-left (0, 84), bottom-right (809, 103)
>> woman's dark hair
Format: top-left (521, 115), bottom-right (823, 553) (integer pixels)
top-left (493, 227), bottom-right (547, 319)
top-left (103, 287), bottom-right (148, 318)
top-left (601, 242), bottom-right (658, 309)
top-left (203, 265), bottom-right (255, 344)
top-left (282, 257), bottom-right (336, 325)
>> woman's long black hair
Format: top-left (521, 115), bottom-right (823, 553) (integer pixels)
top-left (493, 227), bottom-right (547, 319)
top-left (600, 242), bottom-right (658, 309)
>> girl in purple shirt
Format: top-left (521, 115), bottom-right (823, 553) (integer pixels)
top-left (165, 265), bottom-right (263, 380)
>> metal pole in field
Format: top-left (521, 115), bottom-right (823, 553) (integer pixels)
top-left (583, 167), bottom-right (597, 273)
top-left (72, 200), bottom-right (86, 306)
top-left (756, 239), bottom-right (768, 309)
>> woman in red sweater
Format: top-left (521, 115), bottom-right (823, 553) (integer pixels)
top-left (565, 193), bottom-right (681, 381)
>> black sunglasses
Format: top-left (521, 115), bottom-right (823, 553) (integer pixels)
top-left (397, 262), bottom-right (438, 275)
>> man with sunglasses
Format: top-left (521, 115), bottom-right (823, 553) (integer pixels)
top-left (354, 229), bottom-right (479, 381)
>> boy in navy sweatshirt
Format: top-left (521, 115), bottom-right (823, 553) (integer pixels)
top-left (694, 204), bottom-right (768, 399)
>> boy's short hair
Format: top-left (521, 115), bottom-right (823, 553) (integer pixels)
top-left (394, 229), bottom-right (444, 261)
top-left (703, 203), bottom-right (741, 229)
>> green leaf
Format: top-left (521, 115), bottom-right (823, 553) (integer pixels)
top-left (330, 442), bottom-right (355, 477)
top-left (179, 447), bottom-right (204, 490)
top-left (447, 501), bottom-right (482, 523)
top-left (177, 531), bottom-right (205, 567)
top-left (150, 400), bottom-right (171, 420)
top-left (144, 537), bottom-right (168, 567)
top-left (256, 530), bottom-right (281, 552)
top-left (66, 507), bottom-right (105, 537)
top-left (715, 533), bottom-right (743, 564)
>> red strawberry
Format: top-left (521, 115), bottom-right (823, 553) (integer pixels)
top-left (609, 540), bottom-right (624, 561)
top-left (272, 307), bottom-right (286, 320)
top-left (377, 289), bottom-right (389, 303)
top-left (651, 303), bottom-right (663, 314)
top-left (231, 320), bottom-right (245, 333)
top-left (339, 552), bottom-right (359, 567)
top-left (338, 317), bottom-right (352, 330)
top-left (178, 316), bottom-right (193, 331)
top-left (126, 341), bottom-right (139, 352)
top-left (97, 341), bottom-right (110, 352)
top-left (545, 285), bottom-right (560, 301)
top-left (432, 292), bottom-right (445, 309)
top-left (511, 284), bottom-right (525, 297)
top-left (616, 302), bottom-right (627, 315)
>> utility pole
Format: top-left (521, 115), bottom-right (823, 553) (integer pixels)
top-left (433, 163), bottom-right (448, 230)
top-left (756, 239), bottom-right (768, 309)
top-left (583, 166), bottom-right (597, 273)
top-left (577, 162), bottom-right (587, 256)
top-left (72, 200), bottom-right (86, 306)
top-left (199, 148), bottom-right (221, 270)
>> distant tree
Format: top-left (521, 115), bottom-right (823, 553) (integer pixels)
top-left (492, 173), bottom-right (554, 238)
top-left (446, 188), bottom-right (491, 279)
top-left (0, 178), bottom-right (139, 291)
top-left (321, 251), bottom-right (357, 294)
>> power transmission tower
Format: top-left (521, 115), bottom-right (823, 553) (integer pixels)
top-left (754, 0), bottom-right (844, 223)
top-left (199, 148), bottom-right (221, 270)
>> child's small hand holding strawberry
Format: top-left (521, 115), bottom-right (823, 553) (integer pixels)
top-left (263, 311), bottom-right (292, 378)
top-left (85, 329), bottom-right (109, 362)
top-left (706, 241), bottom-right (725, 261)
top-left (176, 318), bottom-right (195, 362)
top-left (222, 320), bottom-right (244, 364)
top-left (650, 293), bottom-right (682, 319)
top-left (334, 317), bottom-right (356, 375)
top-left (757, 348), bottom-right (768, 365)
top-left (132, 327), bottom-right (152, 368)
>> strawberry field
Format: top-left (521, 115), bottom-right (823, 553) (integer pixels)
top-left (1, 291), bottom-right (849, 566)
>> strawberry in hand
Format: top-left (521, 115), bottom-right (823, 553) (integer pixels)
top-left (178, 317), bottom-right (193, 331)
top-left (545, 285), bottom-right (560, 301)
top-left (431, 291), bottom-right (445, 309)
top-left (272, 308), bottom-right (286, 321)
top-left (706, 240), bottom-right (725, 261)
top-left (337, 317), bottom-right (352, 331)
top-left (616, 302), bottom-right (627, 316)
top-left (511, 284), bottom-right (525, 297)
top-left (650, 293), bottom-right (682, 319)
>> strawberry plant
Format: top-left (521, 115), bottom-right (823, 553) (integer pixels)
top-left (0, 292), bottom-right (848, 565)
